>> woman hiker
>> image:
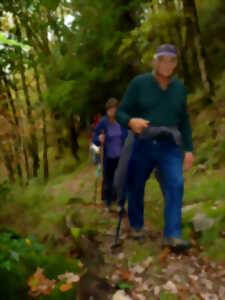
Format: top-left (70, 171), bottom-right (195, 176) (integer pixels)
top-left (93, 98), bottom-right (127, 211)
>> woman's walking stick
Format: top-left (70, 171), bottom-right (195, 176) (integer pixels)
top-left (99, 131), bottom-right (104, 205)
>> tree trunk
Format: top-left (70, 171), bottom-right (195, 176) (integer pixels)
top-left (18, 62), bottom-right (40, 177)
top-left (11, 75), bottom-right (31, 182)
top-left (2, 76), bottom-right (24, 184)
top-left (68, 114), bottom-right (80, 161)
top-left (164, 0), bottom-right (191, 86)
top-left (33, 62), bottom-right (49, 181)
top-left (2, 144), bottom-right (15, 183)
top-left (14, 16), bottom-right (40, 177)
top-left (182, 0), bottom-right (213, 98)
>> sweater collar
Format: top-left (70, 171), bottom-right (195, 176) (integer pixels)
top-left (151, 71), bottom-right (175, 90)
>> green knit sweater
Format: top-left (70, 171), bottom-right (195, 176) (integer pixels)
top-left (116, 73), bottom-right (193, 152)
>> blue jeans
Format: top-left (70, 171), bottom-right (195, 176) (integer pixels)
top-left (103, 157), bottom-right (119, 206)
top-left (127, 137), bottom-right (184, 238)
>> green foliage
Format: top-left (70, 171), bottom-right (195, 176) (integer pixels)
top-left (0, 229), bottom-right (79, 300)
top-left (0, 231), bottom-right (41, 300)
top-left (203, 238), bottom-right (225, 261)
top-left (183, 172), bottom-right (225, 204)
top-left (40, 0), bottom-right (60, 10)
top-left (0, 32), bottom-right (30, 50)
top-left (0, 181), bottom-right (12, 201)
top-left (214, 70), bottom-right (225, 103)
top-left (118, 282), bottom-right (133, 290)
top-left (71, 227), bottom-right (81, 240)
top-left (0, 231), bottom-right (43, 271)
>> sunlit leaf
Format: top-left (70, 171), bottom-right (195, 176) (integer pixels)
top-left (0, 32), bottom-right (30, 51)
top-left (71, 227), bottom-right (81, 240)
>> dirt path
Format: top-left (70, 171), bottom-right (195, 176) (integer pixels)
top-left (61, 164), bottom-right (225, 300)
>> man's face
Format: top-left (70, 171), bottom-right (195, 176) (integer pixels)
top-left (107, 107), bottom-right (117, 119)
top-left (153, 55), bottom-right (177, 78)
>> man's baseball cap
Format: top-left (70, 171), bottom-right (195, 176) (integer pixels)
top-left (154, 44), bottom-right (178, 58)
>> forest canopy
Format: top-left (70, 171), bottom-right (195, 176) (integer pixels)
top-left (0, 0), bottom-right (225, 181)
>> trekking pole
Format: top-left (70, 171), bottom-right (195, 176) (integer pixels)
top-left (112, 203), bottom-right (126, 249)
top-left (99, 131), bottom-right (104, 205)
top-left (111, 181), bottom-right (127, 249)
top-left (93, 175), bottom-right (98, 204)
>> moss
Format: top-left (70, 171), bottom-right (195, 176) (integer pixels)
top-left (159, 291), bottom-right (178, 300)
top-left (204, 238), bottom-right (225, 261)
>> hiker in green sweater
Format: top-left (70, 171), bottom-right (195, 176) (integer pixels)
top-left (116, 44), bottom-right (194, 250)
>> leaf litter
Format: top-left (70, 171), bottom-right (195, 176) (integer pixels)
top-left (28, 268), bottom-right (80, 297)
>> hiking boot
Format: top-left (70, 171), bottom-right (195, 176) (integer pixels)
top-left (162, 237), bottom-right (190, 251)
top-left (130, 228), bottom-right (146, 240)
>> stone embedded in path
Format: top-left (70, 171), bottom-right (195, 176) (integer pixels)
top-left (182, 203), bottom-right (202, 214)
top-left (192, 213), bottom-right (216, 232)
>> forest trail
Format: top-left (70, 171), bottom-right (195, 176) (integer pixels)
top-left (54, 163), bottom-right (225, 300)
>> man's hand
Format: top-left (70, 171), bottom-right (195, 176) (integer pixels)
top-left (128, 118), bottom-right (150, 135)
top-left (184, 152), bottom-right (194, 170)
top-left (99, 133), bottom-right (105, 144)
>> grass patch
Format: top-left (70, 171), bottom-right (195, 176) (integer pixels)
top-left (159, 291), bottom-right (178, 300)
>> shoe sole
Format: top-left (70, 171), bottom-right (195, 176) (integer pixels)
top-left (162, 244), bottom-right (190, 253)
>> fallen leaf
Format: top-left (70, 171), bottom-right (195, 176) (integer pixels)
top-left (219, 286), bottom-right (225, 299)
top-left (119, 270), bottom-right (133, 281)
top-left (118, 253), bottom-right (125, 260)
top-left (188, 277), bottom-right (204, 300)
top-left (154, 286), bottom-right (161, 296)
top-left (142, 257), bottom-right (153, 269)
top-left (201, 279), bottom-right (213, 290)
top-left (60, 282), bottom-right (73, 292)
top-left (201, 293), bottom-right (218, 300)
top-left (112, 290), bottom-right (133, 300)
top-left (133, 277), bottom-right (143, 284)
top-left (58, 272), bottom-right (80, 284)
top-left (136, 282), bottom-right (149, 292)
top-left (111, 273), bottom-right (120, 283)
top-left (189, 275), bottom-right (198, 281)
top-left (120, 234), bottom-right (128, 240)
top-left (159, 247), bottom-right (171, 263)
top-left (131, 264), bottom-right (145, 275)
top-left (71, 227), bottom-right (81, 240)
top-left (163, 281), bottom-right (178, 294)
top-left (28, 268), bottom-right (55, 297)
top-left (173, 274), bottom-right (183, 284)
top-left (136, 294), bottom-right (146, 300)
top-left (25, 238), bottom-right (31, 246)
